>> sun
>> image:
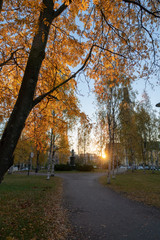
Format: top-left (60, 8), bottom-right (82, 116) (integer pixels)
top-left (102, 152), bottom-right (107, 159)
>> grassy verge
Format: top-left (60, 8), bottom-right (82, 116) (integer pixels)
top-left (100, 170), bottom-right (160, 208)
top-left (0, 174), bottom-right (70, 240)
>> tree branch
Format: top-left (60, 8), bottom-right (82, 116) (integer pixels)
top-left (33, 40), bottom-right (129, 108)
top-left (32, 45), bottom-right (94, 107)
top-left (0, 48), bottom-right (23, 68)
top-left (47, 94), bottom-right (59, 101)
top-left (123, 0), bottom-right (160, 18)
top-left (100, 9), bottom-right (131, 47)
top-left (141, 25), bottom-right (156, 63)
top-left (54, 0), bottom-right (72, 18)
top-left (93, 44), bottom-right (128, 59)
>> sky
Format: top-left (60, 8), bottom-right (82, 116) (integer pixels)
top-left (77, 76), bottom-right (160, 120)
top-left (69, 74), bottom-right (160, 155)
top-left (132, 78), bottom-right (160, 108)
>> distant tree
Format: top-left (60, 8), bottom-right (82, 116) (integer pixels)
top-left (94, 109), bottom-right (107, 158)
top-left (14, 136), bottom-right (32, 169)
top-left (77, 115), bottom-right (92, 163)
top-left (118, 87), bottom-right (137, 169)
top-left (46, 110), bottom-right (79, 179)
top-left (95, 77), bottom-right (124, 182)
top-left (135, 94), bottom-right (159, 169)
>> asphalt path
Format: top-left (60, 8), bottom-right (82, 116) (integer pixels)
top-left (56, 172), bottom-right (160, 240)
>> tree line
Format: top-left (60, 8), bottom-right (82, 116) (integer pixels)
top-left (95, 83), bottom-right (160, 183)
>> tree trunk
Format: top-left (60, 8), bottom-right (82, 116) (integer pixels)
top-left (51, 151), bottom-right (55, 176)
top-left (0, 0), bottom-right (3, 12)
top-left (107, 146), bottom-right (111, 184)
top-left (27, 153), bottom-right (32, 176)
top-left (0, 0), bottom-right (54, 182)
top-left (47, 129), bottom-right (53, 180)
top-left (107, 111), bottom-right (112, 184)
top-left (35, 151), bottom-right (40, 173)
top-left (107, 126), bottom-right (112, 184)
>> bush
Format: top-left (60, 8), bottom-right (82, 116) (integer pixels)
top-left (54, 164), bottom-right (73, 171)
top-left (54, 164), bottom-right (94, 172)
top-left (76, 164), bottom-right (94, 171)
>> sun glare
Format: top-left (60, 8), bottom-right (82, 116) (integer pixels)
top-left (102, 153), bottom-right (107, 159)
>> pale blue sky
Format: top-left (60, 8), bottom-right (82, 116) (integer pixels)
top-left (77, 77), bottom-right (160, 121)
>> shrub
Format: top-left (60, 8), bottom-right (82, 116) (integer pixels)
top-left (54, 164), bottom-right (73, 171)
top-left (76, 164), bottom-right (94, 171)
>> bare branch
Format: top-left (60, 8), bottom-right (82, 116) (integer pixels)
top-left (100, 9), bottom-right (131, 47)
top-left (0, 48), bottom-right (23, 68)
top-left (141, 25), bottom-right (156, 63)
top-left (47, 94), bottom-right (59, 101)
top-left (54, 0), bottom-right (72, 18)
top-left (32, 45), bottom-right (94, 107)
top-left (33, 40), bottom-right (129, 108)
top-left (123, 0), bottom-right (160, 18)
top-left (93, 44), bottom-right (128, 59)
top-left (52, 23), bottom-right (79, 42)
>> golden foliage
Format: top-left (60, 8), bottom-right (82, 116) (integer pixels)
top-left (0, 0), bottom-right (159, 139)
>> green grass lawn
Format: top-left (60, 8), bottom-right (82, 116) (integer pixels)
top-left (100, 170), bottom-right (160, 208)
top-left (0, 174), bottom-right (69, 240)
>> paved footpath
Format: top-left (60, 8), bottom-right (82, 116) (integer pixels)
top-left (56, 172), bottom-right (160, 240)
